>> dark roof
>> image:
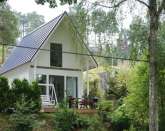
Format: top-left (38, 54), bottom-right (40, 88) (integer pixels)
top-left (0, 12), bottom-right (64, 74)
top-left (0, 12), bottom-right (97, 75)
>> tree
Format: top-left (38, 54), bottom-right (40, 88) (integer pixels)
top-left (34, 0), bottom-right (164, 129)
top-left (125, 19), bottom-right (165, 130)
top-left (0, 2), bottom-right (19, 45)
top-left (128, 17), bottom-right (148, 60)
top-left (125, 63), bottom-right (149, 130)
top-left (0, 0), bottom-right (164, 130)
top-left (15, 11), bottom-right (45, 37)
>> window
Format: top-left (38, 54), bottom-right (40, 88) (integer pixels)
top-left (66, 77), bottom-right (78, 98)
top-left (36, 74), bottom-right (46, 83)
top-left (36, 74), bottom-right (47, 95)
top-left (50, 43), bottom-right (62, 67)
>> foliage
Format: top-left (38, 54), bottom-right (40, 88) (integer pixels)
top-left (35, 0), bottom-right (77, 8)
top-left (88, 79), bottom-right (101, 98)
top-left (15, 11), bottom-right (45, 37)
top-left (110, 105), bottom-right (130, 131)
top-left (98, 100), bottom-right (113, 124)
top-left (11, 79), bottom-right (41, 112)
top-left (0, 2), bottom-right (19, 45)
top-left (123, 63), bottom-right (149, 130)
top-left (128, 17), bottom-right (148, 60)
top-left (70, 4), bottom-right (89, 42)
top-left (54, 108), bottom-right (90, 131)
top-left (86, 115), bottom-right (107, 131)
top-left (105, 70), bottom-right (127, 101)
top-left (124, 20), bottom-right (165, 130)
top-left (10, 98), bottom-right (40, 131)
top-left (91, 9), bottom-right (118, 34)
top-left (98, 100), bottom-right (113, 112)
top-left (97, 99), bottom-right (130, 131)
top-left (0, 77), bottom-right (11, 112)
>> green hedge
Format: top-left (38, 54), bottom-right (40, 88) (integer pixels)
top-left (11, 79), bottom-right (41, 112)
top-left (0, 77), bottom-right (41, 113)
top-left (0, 77), bottom-right (11, 112)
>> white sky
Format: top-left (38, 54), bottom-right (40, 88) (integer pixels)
top-left (7, 0), bottom-right (70, 22)
top-left (7, 0), bottom-right (147, 29)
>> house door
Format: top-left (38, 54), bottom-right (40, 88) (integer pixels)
top-left (49, 75), bottom-right (64, 102)
top-left (66, 77), bottom-right (78, 98)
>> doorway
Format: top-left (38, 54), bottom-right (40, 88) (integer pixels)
top-left (49, 75), bottom-right (64, 102)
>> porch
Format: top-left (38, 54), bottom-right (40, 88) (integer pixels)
top-left (39, 83), bottom-right (99, 109)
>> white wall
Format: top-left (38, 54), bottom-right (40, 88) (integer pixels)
top-left (29, 17), bottom-right (86, 98)
top-left (2, 63), bottom-right (30, 86)
top-left (35, 17), bottom-right (84, 69)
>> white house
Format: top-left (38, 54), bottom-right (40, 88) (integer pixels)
top-left (0, 12), bottom-right (97, 106)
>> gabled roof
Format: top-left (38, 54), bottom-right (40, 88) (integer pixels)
top-left (0, 12), bottom-right (65, 74)
top-left (0, 12), bottom-right (97, 75)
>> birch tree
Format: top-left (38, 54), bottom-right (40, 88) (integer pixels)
top-left (35, 0), bottom-right (165, 130)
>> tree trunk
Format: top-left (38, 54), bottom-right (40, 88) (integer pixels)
top-left (148, 2), bottom-right (159, 130)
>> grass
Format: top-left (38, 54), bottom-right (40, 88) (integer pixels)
top-left (0, 113), bottom-right (11, 130)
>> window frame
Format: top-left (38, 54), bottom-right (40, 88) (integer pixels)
top-left (50, 43), bottom-right (62, 67)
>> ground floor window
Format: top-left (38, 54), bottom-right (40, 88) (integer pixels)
top-left (36, 74), bottom-right (47, 95)
top-left (36, 74), bottom-right (78, 103)
top-left (66, 77), bottom-right (78, 98)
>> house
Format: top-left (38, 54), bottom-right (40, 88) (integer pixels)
top-left (0, 12), bottom-right (97, 106)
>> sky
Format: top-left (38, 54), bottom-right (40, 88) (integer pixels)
top-left (7, 0), bottom-right (70, 22)
top-left (7, 0), bottom-right (147, 29)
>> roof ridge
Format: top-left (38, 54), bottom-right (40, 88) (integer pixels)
top-left (22, 12), bottom-right (66, 40)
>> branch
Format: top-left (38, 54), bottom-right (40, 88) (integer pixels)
top-left (158, 0), bottom-right (165, 15)
top-left (135, 0), bottom-right (150, 8)
top-left (87, 0), bottom-right (127, 9)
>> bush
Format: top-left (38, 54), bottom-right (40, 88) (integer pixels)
top-left (11, 79), bottom-right (41, 112)
top-left (86, 115), bottom-right (107, 131)
top-left (10, 98), bottom-right (40, 131)
top-left (110, 105), bottom-right (130, 131)
top-left (98, 100), bottom-right (113, 122)
top-left (54, 108), bottom-right (90, 131)
top-left (98, 100), bottom-right (113, 112)
top-left (0, 77), bottom-right (11, 112)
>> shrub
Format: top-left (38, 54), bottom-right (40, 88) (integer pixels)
top-left (98, 100), bottom-right (113, 112)
top-left (11, 79), bottom-right (41, 112)
top-left (86, 115), bottom-right (107, 131)
top-left (0, 77), bottom-right (11, 112)
top-left (10, 98), bottom-right (40, 131)
top-left (28, 82), bottom-right (41, 112)
top-left (98, 100), bottom-right (113, 122)
top-left (54, 108), bottom-right (76, 131)
top-left (54, 108), bottom-right (89, 131)
top-left (110, 105), bottom-right (130, 131)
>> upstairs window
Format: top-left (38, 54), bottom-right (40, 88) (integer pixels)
top-left (50, 43), bottom-right (62, 67)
